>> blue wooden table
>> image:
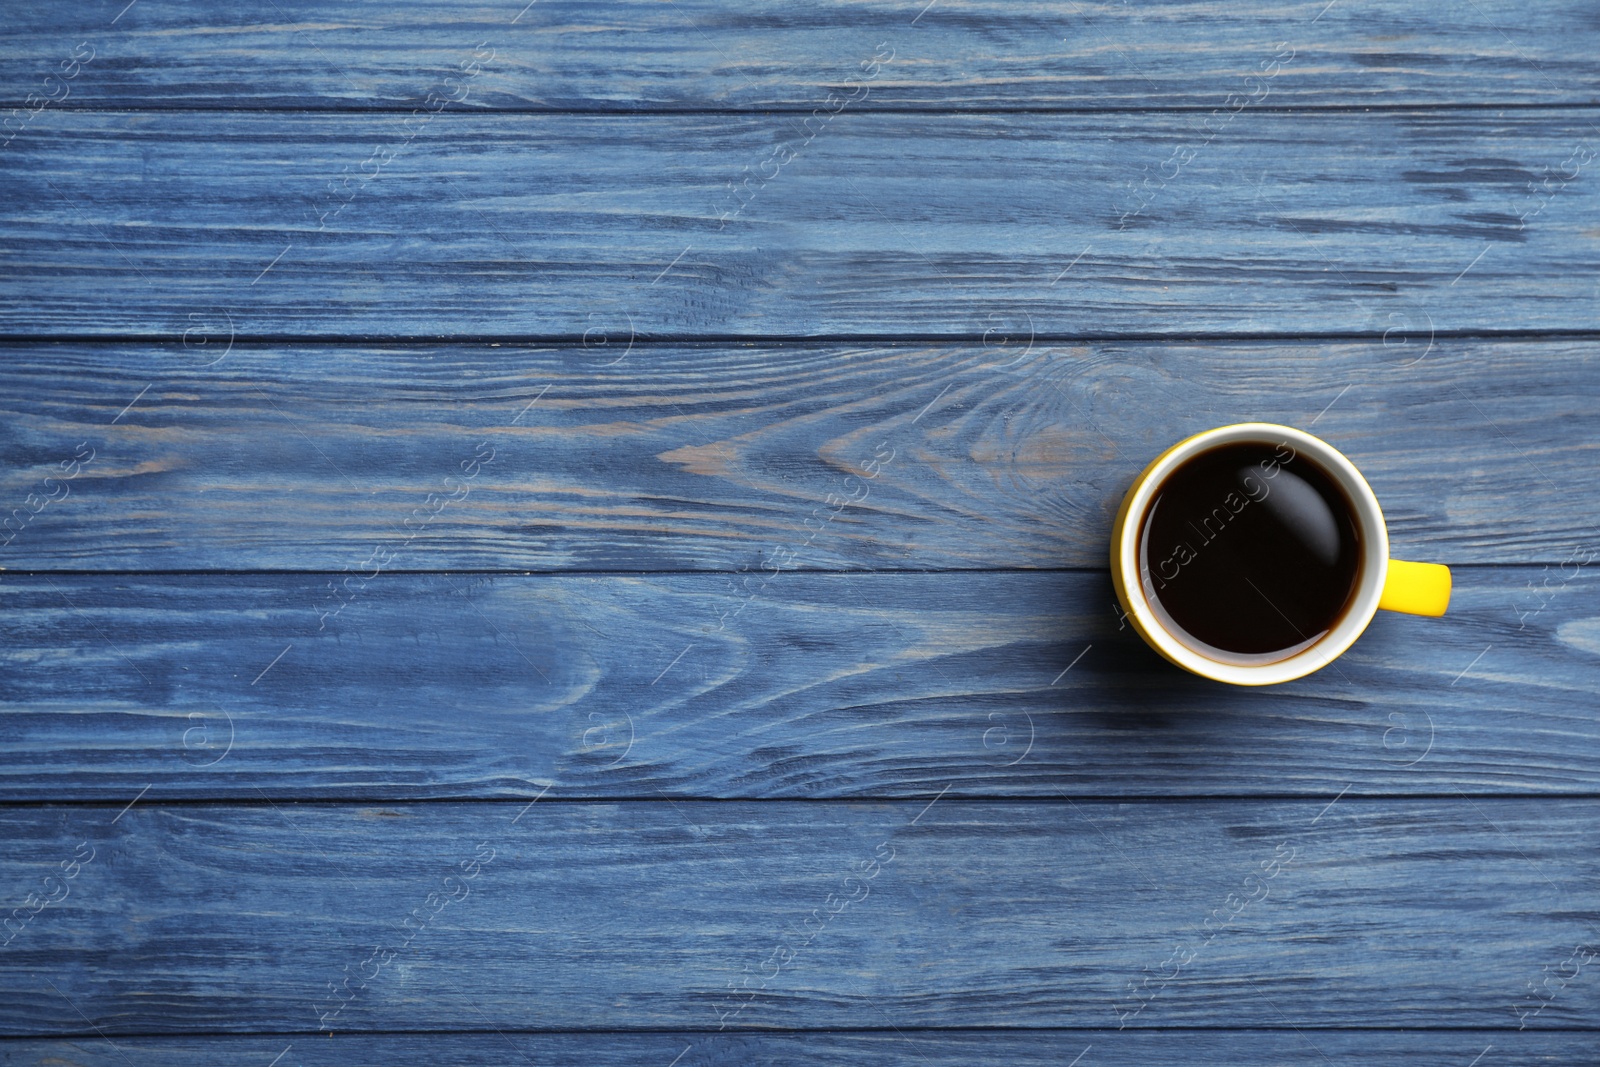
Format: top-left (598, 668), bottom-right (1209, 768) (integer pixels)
top-left (2, 2), bottom-right (1598, 1063)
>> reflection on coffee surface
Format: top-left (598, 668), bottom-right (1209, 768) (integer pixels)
top-left (1138, 441), bottom-right (1361, 662)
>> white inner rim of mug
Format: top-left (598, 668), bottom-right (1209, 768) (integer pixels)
top-left (1119, 423), bottom-right (1389, 686)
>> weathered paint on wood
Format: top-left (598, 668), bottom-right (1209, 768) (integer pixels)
top-left (0, 1030), bottom-right (1588, 1066)
top-left (1, 340), bottom-right (1595, 571)
top-left (5, 0), bottom-right (1598, 1051)
top-left (3, 111), bottom-right (1596, 338)
top-left (0, 569), bottom-right (1592, 800)
top-left (1, 799), bottom-right (1596, 1033)
top-left (3, 0), bottom-right (1595, 111)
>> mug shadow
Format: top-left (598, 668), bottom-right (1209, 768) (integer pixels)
top-left (1019, 572), bottom-right (1362, 790)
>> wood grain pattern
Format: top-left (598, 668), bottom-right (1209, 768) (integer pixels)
top-left (1, 340), bottom-right (1596, 571)
top-left (6, 0), bottom-right (1597, 1051)
top-left (3, 0), bottom-right (1595, 110)
top-left (0, 1030), bottom-right (1589, 1066)
top-left (2, 799), bottom-right (1596, 1033)
top-left (0, 568), bottom-right (1593, 800)
top-left (3, 112), bottom-right (1598, 338)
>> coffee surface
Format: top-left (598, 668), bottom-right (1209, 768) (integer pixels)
top-left (1138, 441), bottom-right (1361, 660)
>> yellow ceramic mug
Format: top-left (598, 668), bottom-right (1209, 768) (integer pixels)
top-left (1110, 423), bottom-right (1450, 685)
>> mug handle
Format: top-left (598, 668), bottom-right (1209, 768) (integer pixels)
top-left (1378, 559), bottom-right (1451, 617)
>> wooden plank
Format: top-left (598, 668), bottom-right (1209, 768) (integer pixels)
top-left (2, 0), bottom-right (1595, 111)
top-left (3, 111), bottom-right (1598, 338)
top-left (2, 799), bottom-right (1596, 1032)
top-left (0, 1030), bottom-right (1586, 1065)
top-left (0, 340), bottom-right (1594, 571)
top-left (0, 568), bottom-right (1593, 800)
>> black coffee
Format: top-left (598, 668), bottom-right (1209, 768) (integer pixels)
top-left (1138, 441), bottom-right (1361, 662)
